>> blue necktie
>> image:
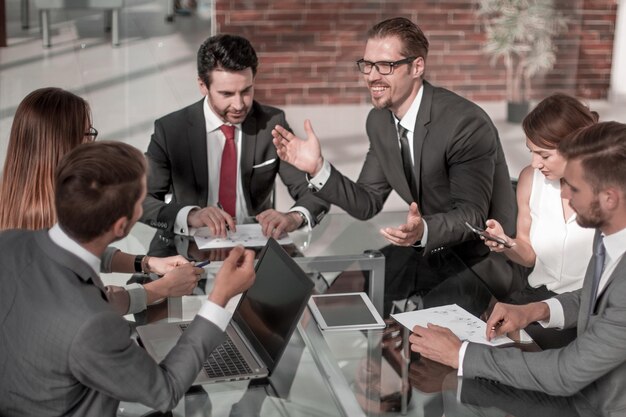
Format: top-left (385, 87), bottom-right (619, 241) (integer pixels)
top-left (588, 235), bottom-right (606, 317)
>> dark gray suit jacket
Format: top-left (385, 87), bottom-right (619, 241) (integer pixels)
top-left (0, 230), bottom-right (225, 416)
top-left (317, 82), bottom-right (515, 279)
top-left (141, 99), bottom-right (328, 232)
top-left (464, 231), bottom-right (626, 416)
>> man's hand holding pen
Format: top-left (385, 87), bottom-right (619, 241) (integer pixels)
top-left (485, 302), bottom-right (551, 341)
top-left (187, 203), bottom-right (236, 238)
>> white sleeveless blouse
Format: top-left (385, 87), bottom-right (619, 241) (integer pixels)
top-left (527, 168), bottom-right (594, 293)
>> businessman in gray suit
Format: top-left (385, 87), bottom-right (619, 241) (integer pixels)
top-left (410, 122), bottom-right (626, 415)
top-left (141, 34), bottom-right (328, 251)
top-left (0, 141), bottom-right (255, 416)
top-left (273, 17), bottom-right (516, 314)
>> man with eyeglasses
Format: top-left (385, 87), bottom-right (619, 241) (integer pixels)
top-left (273, 17), bottom-right (516, 316)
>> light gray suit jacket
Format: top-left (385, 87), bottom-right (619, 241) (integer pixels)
top-left (0, 230), bottom-right (225, 416)
top-left (464, 231), bottom-right (626, 416)
top-left (141, 99), bottom-right (328, 232)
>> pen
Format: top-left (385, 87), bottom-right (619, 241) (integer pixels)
top-left (216, 202), bottom-right (230, 231)
top-left (491, 319), bottom-right (504, 331)
top-left (195, 260), bottom-right (211, 268)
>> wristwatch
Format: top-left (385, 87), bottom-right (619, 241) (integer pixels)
top-left (134, 255), bottom-right (151, 274)
top-left (295, 211), bottom-right (308, 227)
top-left (134, 255), bottom-right (144, 273)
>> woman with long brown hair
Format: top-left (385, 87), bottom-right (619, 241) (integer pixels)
top-left (0, 88), bottom-right (197, 314)
top-left (484, 93), bottom-right (598, 348)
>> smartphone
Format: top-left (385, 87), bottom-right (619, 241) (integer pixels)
top-left (464, 222), bottom-right (513, 248)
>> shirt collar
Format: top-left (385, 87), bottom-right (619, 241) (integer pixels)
top-left (395, 84), bottom-right (424, 134)
top-left (48, 224), bottom-right (101, 277)
top-left (603, 226), bottom-right (626, 263)
top-left (203, 96), bottom-right (242, 133)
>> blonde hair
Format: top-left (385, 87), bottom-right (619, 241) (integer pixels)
top-left (0, 87), bottom-right (91, 230)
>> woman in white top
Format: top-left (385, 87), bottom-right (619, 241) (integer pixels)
top-left (484, 93), bottom-right (598, 348)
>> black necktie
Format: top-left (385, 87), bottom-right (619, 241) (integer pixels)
top-left (588, 235), bottom-right (606, 317)
top-left (398, 124), bottom-right (417, 200)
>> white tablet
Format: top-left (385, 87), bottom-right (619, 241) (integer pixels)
top-left (308, 292), bottom-right (386, 331)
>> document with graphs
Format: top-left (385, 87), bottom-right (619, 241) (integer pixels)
top-left (392, 304), bottom-right (514, 347)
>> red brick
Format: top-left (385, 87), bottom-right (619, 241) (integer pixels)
top-left (215, 0), bottom-right (616, 104)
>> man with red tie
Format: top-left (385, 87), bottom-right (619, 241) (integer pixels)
top-left (141, 34), bottom-right (328, 246)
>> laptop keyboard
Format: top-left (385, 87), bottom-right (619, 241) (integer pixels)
top-left (179, 323), bottom-right (253, 378)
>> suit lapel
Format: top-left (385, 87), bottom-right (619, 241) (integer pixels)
top-left (592, 250), bottom-right (626, 318)
top-left (240, 107), bottom-right (256, 212)
top-left (188, 99), bottom-right (209, 203)
top-left (578, 230), bottom-right (625, 330)
top-left (382, 111), bottom-right (414, 202)
top-left (412, 81), bottom-right (433, 202)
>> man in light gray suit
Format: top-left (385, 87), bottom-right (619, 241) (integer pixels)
top-left (0, 141), bottom-right (255, 416)
top-left (273, 17), bottom-right (516, 315)
top-left (410, 122), bottom-right (626, 415)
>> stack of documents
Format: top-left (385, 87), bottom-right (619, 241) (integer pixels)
top-left (193, 224), bottom-right (293, 249)
top-left (392, 304), bottom-right (514, 347)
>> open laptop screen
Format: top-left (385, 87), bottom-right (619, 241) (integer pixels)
top-left (233, 238), bottom-right (313, 373)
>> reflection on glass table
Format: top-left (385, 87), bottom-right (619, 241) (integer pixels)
top-left (112, 213), bottom-right (600, 417)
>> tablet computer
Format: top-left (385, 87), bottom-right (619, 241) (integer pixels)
top-left (308, 292), bottom-right (386, 331)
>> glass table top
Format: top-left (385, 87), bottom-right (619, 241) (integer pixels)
top-left (112, 213), bottom-right (597, 417)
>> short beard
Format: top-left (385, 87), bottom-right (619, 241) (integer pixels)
top-left (576, 198), bottom-right (605, 229)
top-left (371, 95), bottom-right (391, 110)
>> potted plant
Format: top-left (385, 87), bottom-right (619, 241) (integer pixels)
top-left (477, 0), bottom-right (568, 123)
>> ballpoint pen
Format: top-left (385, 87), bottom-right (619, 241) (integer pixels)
top-left (195, 260), bottom-right (211, 268)
top-left (216, 202), bottom-right (231, 231)
top-left (491, 319), bottom-right (504, 331)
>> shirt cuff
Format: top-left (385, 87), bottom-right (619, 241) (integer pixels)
top-left (539, 298), bottom-right (564, 329)
top-left (457, 341), bottom-right (469, 377)
top-left (175, 206), bottom-right (199, 235)
top-left (289, 206), bottom-right (314, 230)
top-left (123, 283), bottom-right (148, 314)
top-left (197, 299), bottom-right (233, 332)
top-left (100, 246), bottom-right (120, 273)
top-left (307, 159), bottom-right (331, 190)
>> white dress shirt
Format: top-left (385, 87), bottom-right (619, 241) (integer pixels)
top-left (175, 96), bottom-right (312, 235)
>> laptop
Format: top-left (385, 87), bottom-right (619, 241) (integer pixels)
top-left (136, 238), bottom-right (314, 384)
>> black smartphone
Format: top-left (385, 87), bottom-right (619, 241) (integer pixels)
top-left (464, 222), bottom-right (513, 248)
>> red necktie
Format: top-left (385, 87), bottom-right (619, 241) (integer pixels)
top-left (218, 124), bottom-right (237, 218)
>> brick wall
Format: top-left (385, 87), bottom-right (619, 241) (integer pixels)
top-left (215, 0), bottom-right (617, 105)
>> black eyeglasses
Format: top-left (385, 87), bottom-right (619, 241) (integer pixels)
top-left (84, 126), bottom-right (98, 140)
top-left (356, 57), bottom-right (417, 75)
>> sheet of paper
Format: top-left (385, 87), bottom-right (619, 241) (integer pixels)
top-left (193, 223), bottom-right (293, 249)
top-left (391, 304), bottom-right (514, 347)
top-left (181, 294), bottom-right (242, 320)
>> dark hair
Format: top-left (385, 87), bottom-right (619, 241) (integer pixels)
top-left (55, 141), bottom-right (146, 242)
top-left (367, 17), bottom-right (429, 61)
top-left (0, 87), bottom-right (92, 230)
top-left (197, 34), bottom-right (258, 86)
top-left (559, 121), bottom-right (626, 194)
top-left (523, 93), bottom-right (599, 150)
